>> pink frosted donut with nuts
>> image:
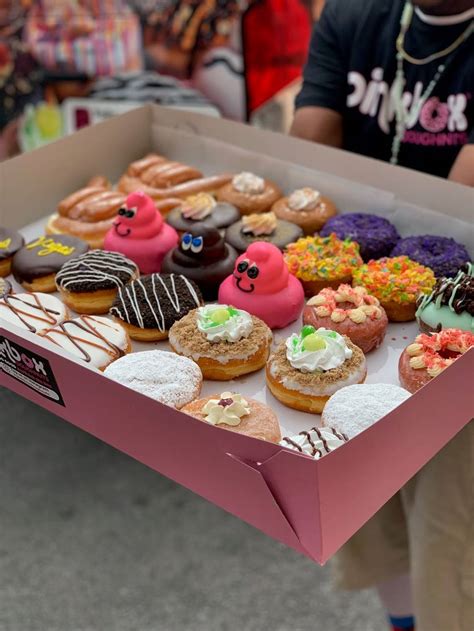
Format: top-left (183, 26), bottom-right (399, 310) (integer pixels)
top-left (303, 284), bottom-right (388, 353)
top-left (398, 328), bottom-right (474, 393)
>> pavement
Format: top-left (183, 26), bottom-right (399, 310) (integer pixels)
top-left (0, 388), bottom-right (386, 631)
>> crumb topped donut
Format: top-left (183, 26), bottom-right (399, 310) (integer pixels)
top-left (399, 328), bottom-right (474, 393)
top-left (304, 284), bottom-right (388, 353)
top-left (353, 256), bottom-right (436, 322)
top-left (216, 172), bottom-right (282, 215)
top-left (284, 234), bottom-right (363, 296)
top-left (266, 326), bottom-right (366, 414)
top-left (169, 305), bottom-right (272, 380)
top-left (104, 350), bottom-right (202, 408)
top-left (182, 392), bottom-right (281, 443)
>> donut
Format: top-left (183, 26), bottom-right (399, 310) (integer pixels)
top-left (352, 256), bottom-right (436, 322)
top-left (304, 284), bottom-right (388, 353)
top-left (216, 172), bottom-right (282, 215)
top-left (218, 242), bottom-right (305, 329)
top-left (266, 326), bottom-right (367, 414)
top-left (55, 250), bottom-right (139, 314)
top-left (125, 154), bottom-right (203, 187)
top-left (11, 235), bottom-right (89, 293)
top-left (103, 191), bottom-right (178, 274)
top-left (390, 235), bottom-right (470, 278)
top-left (279, 426), bottom-right (348, 459)
top-left (271, 187), bottom-right (338, 235)
top-left (398, 328), bottom-right (474, 393)
top-left (118, 173), bottom-right (233, 201)
top-left (165, 193), bottom-right (240, 233)
top-left (161, 224), bottom-right (237, 301)
top-left (225, 211), bottom-right (303, 253)
top-left (41, 315), bottom-right (131, 371)
top-left (321, 383), bottom-right (411, 438)
top-left (320, 213), bottom-right (400, 261)
top-left (168, 305), bottom-right (272, 380)
top-left (110, 273), bottom-right (203, 342)
top-left (416, 263), bottom-right (473, 333)
top-left (104, 350), bottom-right (202, 409)
top-left (0, 278), bottom-right (12, 299)
top-left (46, 177), bottom-right (126, 249)
top-left (0, 292), bottom-right (69, 334)
top-left (0, 227), bottom-right (24, 277)
top-left (181, 392), bottom-right (281, 443)
top-left (284, 234), bottom-right (363, 296)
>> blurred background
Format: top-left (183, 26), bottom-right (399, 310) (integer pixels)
top-left (0, 0), bottom-right (328, 159)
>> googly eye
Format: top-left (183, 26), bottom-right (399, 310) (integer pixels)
top-left (237, 260), bottom-right (249, 273)
top-left (118, 207), bottom-right (127, 216)
top-left (191, 236), bottom-right (204, 253)
top-left (181, 233), bottom-right (192, 250)
top-left (247, 265), bottom-right (259, 279)
top-left (125, 208), bottom-right (136, 219)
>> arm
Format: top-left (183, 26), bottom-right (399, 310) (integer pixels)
top-left (290, 0), bottom-right (347, 147)
top-left (448, 143), bottom-right (474, 187)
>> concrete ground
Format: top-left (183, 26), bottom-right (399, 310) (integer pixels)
top-left (0, 389), bottom-right (386, 631)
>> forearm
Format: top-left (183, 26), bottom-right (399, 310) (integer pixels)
top-left (290, 106), bottom-right (343, 148)
top-left (448, 144), bottom-right (474, 187)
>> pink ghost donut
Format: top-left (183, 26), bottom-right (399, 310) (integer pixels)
top-left (104, 191), bottom-right (178, 274)
top-left (218, 241), bottom-right (304, 329)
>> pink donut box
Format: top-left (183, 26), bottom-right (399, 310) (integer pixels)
top-left (0, 106), bottom-right (472, 564)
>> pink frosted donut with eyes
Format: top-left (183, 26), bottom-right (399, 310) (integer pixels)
top-left (218, 241), bottom-right (304, 329)
top-left (104, 191), bottom-right (178, 274)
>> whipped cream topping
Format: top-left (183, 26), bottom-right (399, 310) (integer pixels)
top-left (286, 326), bottom-right (352, 373)
top-left (232, 171), bottom-right (265, 195)
top-left (181, 193), bottom-right (216, 220)
top-left (287, 187), bottom-right (321, 211)
top-left (241, 211), bottom-right (277, 236)
top-left (280, 426), bottom-right (348, 459)
top-left (197, 304), bottom-right (253, 343)
top-left (202, 392), bottom-right (250, 426)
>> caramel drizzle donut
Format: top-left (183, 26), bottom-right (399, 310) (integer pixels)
top-left (307, 284), bottom-right (383, 324)
top-left (0, 293), bottom-right (64, 333)
top-left (405, 329), bottom-right (474, 377)
top-left (117, 173), bottom-right (233, 200)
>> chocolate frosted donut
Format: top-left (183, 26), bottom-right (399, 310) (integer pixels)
top-left (110, 273), bottom-right (203, 341)
top-left (391, 235), bottom-right (470, 278)
top-left (11, 235), bottom-right (89, 291)
top-left (161, 224), bottom-right (238, 301)
top-left (320, 213), bottom-right (400, 261)
top-left (166, 194), bottom-right (240, 233)
top-left (0, 228), bottom-right (25, 276)
top-left (225, 212), bottom-right (303, 253)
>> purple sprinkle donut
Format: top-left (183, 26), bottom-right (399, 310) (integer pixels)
top-left (320, 213), bottom-right (400, 261)
top-left (391, 235), bottom-right (470, 278)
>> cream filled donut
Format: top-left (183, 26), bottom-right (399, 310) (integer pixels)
top-left (272, 187), bottom-right (337, 235)
top-left (104, 350), bottom-right (202, 409)
top-left (41, 315), bottom-right (131, 371)
top-left (266, 326), bottom-right (366, 414)
top-left (168, 304), bottom-right (272, 380)
top-left (182, 392), bottom-right (281, 443)
top-left (0, 292), bottom-right (68, 334)
top-left (304, 284), bottom-right (388, 353)
top-left (216, 171), bottom-right (282, 215)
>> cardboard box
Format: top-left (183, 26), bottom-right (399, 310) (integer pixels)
top-left (1, 105), bottom-right (472, 564)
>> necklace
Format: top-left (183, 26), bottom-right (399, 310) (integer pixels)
top-left (390, 2), bottom-right (473, 165)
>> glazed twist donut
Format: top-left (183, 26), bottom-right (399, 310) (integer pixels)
top-left (126, 153), bottom-right (203, 188)
top-left (118, 173), bottom-right (234, 201)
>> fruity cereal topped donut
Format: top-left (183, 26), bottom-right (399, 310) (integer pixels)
top-left (399, 328), bottom-right (474, 393)
top-left (353, 256), bottom-right (435, 322)
top-left (304, 284), bottom-right (388, 353)
top-left (284, 234), bottom-right (363, 296)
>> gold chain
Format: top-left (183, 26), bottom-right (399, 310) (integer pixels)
top-left (396, 19), bottom-right (473, 66)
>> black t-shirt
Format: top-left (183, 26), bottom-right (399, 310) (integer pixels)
top-left (295, 0), bottom-right (474, 178)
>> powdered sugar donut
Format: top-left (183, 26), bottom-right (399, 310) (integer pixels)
top-left (303, 284), bottom-right (388, 353)
top-left (104, 350), bottom-right (202, 408)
